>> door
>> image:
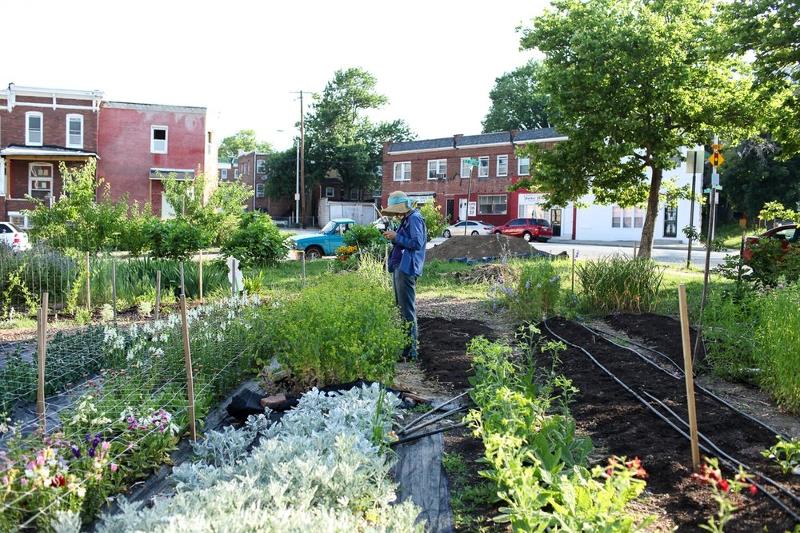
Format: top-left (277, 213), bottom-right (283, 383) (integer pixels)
top-left (446, 199), bottom-right (455, 223)
top-left (459, 199), bottom-right (467, 221)
top-left (550, 209), bottom-right (562, 237)
top-left (663, 206), bottom-right (678, 238)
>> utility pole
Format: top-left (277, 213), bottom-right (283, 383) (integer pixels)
top-left (300, 91), bottom-right (305, 228)
top-left (686, 147), bottom-right (701, 269)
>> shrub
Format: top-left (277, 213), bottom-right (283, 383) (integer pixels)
top-left (506, 259), bottom-right (561, 320)
top-left (0, 244), bottom-right (77, 315)
top-left (220, 211), bottom-right (290, 268)
top-left (747, 238), bottom-right (800, 286)
top-left (144, 217), bottom-right (210, 262)
top-left (576, 255), bottom-right (663, 314)
top-left (419, 200), bottom-right (447, 241)
top-left (262, 272), bottom-right (406, 386)
top-left (343, 224), bottom-right (384, 249)
top-left (701, 286), bottom-right (759, 381)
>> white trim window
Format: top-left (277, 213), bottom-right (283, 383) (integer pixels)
top-left (66, 114), bottom-right (84, 148)
top-left (8, 212), bottom-right (30, 229)
top-left (393, 161), bottom-right (411, 181)
top-left (28, 163), bottom-right (53, 200)
top-left (325, 186), bottom-right (335, 198)
top-left (151, 125), bottom-right (168, 154)
top-left (612, 206), bottom-right (646, 228)
top-left (478, 156), bottom-right (489, 178)
top-left (478, 194), bottom-right (508, 215)
top-left (427, 159), bottom-right (447, 180)
top-left (518, 157), bottom-right (530, 176)
top-left (349, 189), bottom-right (360, 201)
top-left (460, 158), bottom-right (472, 178)
top-left (220, 169), bottom-right (228, 180)
top-left (257, 159), bottom-right (267, 174)
top-left (26, 112), bottom-right (43, 146)
top-left (0, 159), bottom-right (5, 196)
top-left (255, 183), bottom-right (265, 198)
top-left (497, 155), bottom-right (508, 177)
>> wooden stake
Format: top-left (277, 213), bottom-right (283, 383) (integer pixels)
top-left (36, 292), bottom-right (49, 433)
top-left (85, 252), bottom-right (91, 310)
top-left (301, 251), bottom-right (306, 286)
top-left (155, 270), bottom-right (161, 320)
top-left (179, 294), bottom-right (197, 441)
top-left (571, 249), bottom-right (576, 293)
top-left (180, 262), bottom-right (186, 297)
top-left (198, 251), bottom-right (204, 303)
top-left (111, 258), bottom-right (117, 323)
top-left (678, 284), bottom-right (701, 470)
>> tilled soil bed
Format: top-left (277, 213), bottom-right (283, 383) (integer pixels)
top-left (544, 318), bottom-right (799, 532)
top-left (417, 316), bottom-right (496, 390)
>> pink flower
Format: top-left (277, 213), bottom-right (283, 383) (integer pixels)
top-left (101, 441), bottom-right (110, 451)
top-left (110, 463), bottom-right (118, 473)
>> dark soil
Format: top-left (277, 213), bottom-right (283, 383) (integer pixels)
top-left (605, 312), bottom-right (707, 368)
top-left (427, 234), bottom-right (545, 261)
top-left (417, 317), bottom-right (495, 389)
top-left (544, 318), bottom-right (799, 532)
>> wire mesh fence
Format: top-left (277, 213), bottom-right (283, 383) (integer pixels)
top-left (0, 285), bottom-right (265, 530)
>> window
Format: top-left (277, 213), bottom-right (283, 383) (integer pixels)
top-left (478, 156), bottom-right (489, 178)
top-left (257, 159), bottom-right (267, 174)
top-left (518, 157), bottom-right (530, 176)
top-left (325, 186), bottom-right (335, 198)
top-left (151, 126), bottom-right (168, 153)
top-left (612, 206), bottom-right (646, 228)
top-left (255, 183), bottom-right (265, 198)
top-left (460, 158), bottom-right (472, 178)
top-left (66, 114), bottom-right (83, 148)
top-left (234, 169), bottom-right (239, 179)
top-left (664, 206), bottom-right (678, 238)
top-left (427, 159), bottom-right (447, 180)
top-left (393, 161), bottom-right (411, 181)
top-left (241, 162), bottom-right (248, 175)
top-left (0, 159), bottom-right (5, 196)
top-left (8, 212), bottom-right (29, 229)
top-left (26, 112), bottom-right (43, 146)
top-left (350, 189), bottom-right (360, 201)
top-left (478, 194), bottom-right (508, 215)
top-left (497, 155), bottom-right (508, 177)
top-left (220, 169), bottom-right (228, 180)
top-left (28, 163), bottom-right (53, 200)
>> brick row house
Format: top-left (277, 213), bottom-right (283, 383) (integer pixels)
top-left (382, 128), bottom-right (699, 243)
top-left (0, 83), bottom-right (215, 226)
top-left (232, 151), bottom-right (291, 216)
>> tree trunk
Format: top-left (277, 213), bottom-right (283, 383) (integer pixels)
top-left (637, 166), bottom-right (663, 259)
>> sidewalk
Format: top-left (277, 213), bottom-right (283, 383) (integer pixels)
top-left (548, 237), bottom-right (723, 252)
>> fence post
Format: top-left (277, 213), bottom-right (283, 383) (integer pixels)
top-left (155, 270), bottom-right (161, 320)
top-left (85, 252), bottom-right (91, 311)
top-left (678, 284), bottom-right (701, 470)
top-left (198, 251), bottom-right (204, 303)
top-left (111, 257), bottom-right (117, 323)
top-left (180, 262), bottom-right (186, 297)
top-left (36, 292), bottom-right (49, 434)
top-left (179, 294), bottom-right (197, 441)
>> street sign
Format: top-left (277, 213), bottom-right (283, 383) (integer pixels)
top-left (467, 202), bottom-right (477, 217)
top-left (708, 152), bottom-right (725, 167)
top-left (464, 158), bottom-right (480, 167)
top-left (711, 143), bottom-right (723, 152)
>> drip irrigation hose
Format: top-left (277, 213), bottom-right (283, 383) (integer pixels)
top-left (397, 390), bottom-right (470, 434)
top-left (579, 323), bottom-right (685, 375)
top-left (541, 319), bottom-right (800, 524)
top-left (390, 421), bottom-right (469, 447)
top-left (399, 405), bottom-right (470, 436)
top-left (640, 389), bottom-right (800, 508)
top-left (577, 321), bottom-right (791, 441)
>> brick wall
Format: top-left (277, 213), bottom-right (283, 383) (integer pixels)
top-left (0, 105), bottom-right (99, 151)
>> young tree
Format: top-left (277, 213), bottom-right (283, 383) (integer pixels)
top-left (305, 68), bottom-right (414, 195)
top-left (218, 129), bottom-right (272, 161)
top-left (482, 60), bottom-right (552, 133)
top-left (517, 0), bottom-right (757, 257)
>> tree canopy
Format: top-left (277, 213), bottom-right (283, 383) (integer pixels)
top-left (218, 129), bottom-right (272, 161)
top-left (305, 68), bottom-right (414, 194)
top-left (482, 60), bottom-right (552, 133)
top-left (516, 0), bottom-right (757, 257)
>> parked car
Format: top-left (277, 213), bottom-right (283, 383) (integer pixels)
top-left (742, 224), bottom-right (798, 262)
top-left (0, 222), bottom-right (30, 251)
top-left (493, 218), bottom-right (553, 242)
top-left (443, 220), bottom-right (494, 237)
top-left (291, 218), bottom-right (355, 259)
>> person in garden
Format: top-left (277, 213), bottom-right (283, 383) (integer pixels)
top-left (382, 191), bottom-right (427, 360)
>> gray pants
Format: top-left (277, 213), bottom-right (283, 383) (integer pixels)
top-left (393, 268), bottom-right (418, 359)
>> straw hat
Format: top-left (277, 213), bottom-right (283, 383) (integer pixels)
top-left (382, 191), bottom-right (415, 216)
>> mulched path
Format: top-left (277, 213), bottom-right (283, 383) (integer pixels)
top-left (545, 317), bottom-right (799, 532)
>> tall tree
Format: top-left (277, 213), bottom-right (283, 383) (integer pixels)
top-left (305, 68), bottom-right (414, 194)
top-left (721, 138), bottom-right (800, 220)
top-left (482, 60), bottom-right (552, 133)
top-left (516, 0), bottom-right (757, 257)
top-left (218, 129), bottom-right (272, 160)
top-left (723, 0), bottom-right (800, 155)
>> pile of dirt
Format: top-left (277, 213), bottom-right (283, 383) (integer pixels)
top-left (427, 234), bottom-right (545, 261)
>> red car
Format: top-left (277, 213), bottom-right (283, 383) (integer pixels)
top-left (493, 218), bottom-right (553, 242)
top-left (742, 224), bottom-right (798, 262)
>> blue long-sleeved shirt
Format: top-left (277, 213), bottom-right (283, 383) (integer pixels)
top-left (389, 209), bottom-right (427, 276)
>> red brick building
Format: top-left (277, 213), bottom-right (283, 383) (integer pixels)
top-left (97, 101), bottom-right (215, 218)
top-left (0, 84), bottom-right (103, 226)
top-left (381, 128), bottom-right (566, 229)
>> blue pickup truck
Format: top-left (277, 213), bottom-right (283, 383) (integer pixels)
top-left (291, 218), bottom-right (356, 259)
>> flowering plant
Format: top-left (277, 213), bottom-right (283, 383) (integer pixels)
top-left (692, 457), bottom-right (757, 533)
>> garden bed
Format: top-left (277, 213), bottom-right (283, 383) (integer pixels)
top-left (543, 317), bottom-right (800, 531)
top-left (417, 317), bottom-right (496, 390)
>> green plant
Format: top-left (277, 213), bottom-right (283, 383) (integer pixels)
top-left (507, 260), bottom-right (561, 320)
top-left (418, 200), bottom-right (447, 240)
top-left (75, 308), bottom-right (91, 325)
top-left (576, 255), bottom-right (664, 314)
top-left (692, 457), bottom-right (758, 533)
top-left (758, 201), bottom-right (799, 227)
top-left (762, 436), bottom-right (800, 474)
top-left (343, 224), bottom-right (384, 249)
top-left (144, 217), bottom-right (210, 262)
top-left (220, 211), bottom-right (290, 268)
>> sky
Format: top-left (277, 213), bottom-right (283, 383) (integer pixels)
top-left (3, 0), bottom-right (550, 152)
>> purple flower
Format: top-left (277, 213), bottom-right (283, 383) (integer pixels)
top-left (70, 446), bottom-right (81, 459)
top-left (88, 447), bottom-right (96, 458)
